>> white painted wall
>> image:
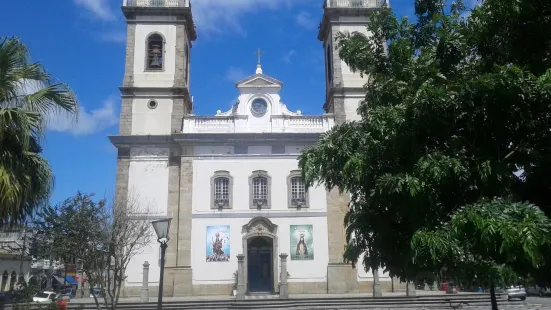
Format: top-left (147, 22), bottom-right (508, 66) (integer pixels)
top-left (356, 252), bottom-right (392, 282)
top-left (127, 148), bottom-right (170, 216)
top-left (125, 148), bottom-right (169, 287)
top-left (192, 158), bottom-right (327, 212)
top-left (133, 24), bottom-right (177, 88)
top-left (131, 98), bottom-right (173, 135)
top-left (0, 257), bottom-right (30, 282)
top-left (125, 235), bottom-right (161, 286)
top-left (247, 146), bottom-right (271, 155)
top-left (343, 96), bottom-right (365, 122)
top-left (192, 145), bottom-right (306, 156)
top-left (191, 216), bottom-right (328, 285)
top-left (337, 17), bottom-right (371, 89)
top-left (285, 145), bottom-right (305, 154)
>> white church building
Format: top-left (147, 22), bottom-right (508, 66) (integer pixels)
top-left (110, 0), bottom-right (403, 297)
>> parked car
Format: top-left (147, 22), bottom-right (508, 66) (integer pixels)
top-left (526, 286), bottom-right (551, 297)
top-left (33, 291), bottom-right (57, 303)
top-left (60, 288), bottom-right (76, 298)
top-left (90, 288), bottom-right (105, 298)
top-left (507, 286), bottom-right (526, 301)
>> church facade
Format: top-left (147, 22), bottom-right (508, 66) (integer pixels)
top-left (111, 0), bottom-right (401, 297)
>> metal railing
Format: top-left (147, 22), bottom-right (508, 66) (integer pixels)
top-left (125, 0), bottom-right (189, 7)
top-left (328, 0), bottom-right (383, 8)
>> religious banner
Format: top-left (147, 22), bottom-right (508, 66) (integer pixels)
top-left (290, 225), bottom-right (314, 260)
top-left (206, 226), bottom-right (230, 262)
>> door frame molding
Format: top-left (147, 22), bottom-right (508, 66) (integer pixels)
top-left (242, 217), bottom-right (279, 294)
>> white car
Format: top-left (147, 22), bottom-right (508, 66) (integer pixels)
top-left (507, 286), bottom-right (527, 301)
top-left (33, 291), bottom-right (57, 303)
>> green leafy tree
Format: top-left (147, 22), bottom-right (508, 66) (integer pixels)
top-left (31, 192), bottom-right (154, 310)
top-left (0, 36), bottom-right (78, 224)
top-left (298, 0), bottom-right (551, 300)
top-left (30, 193), bottom-right (96, 290)
top-left (412, 201), bottom-right (551, 308)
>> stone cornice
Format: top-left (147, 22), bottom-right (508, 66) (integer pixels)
top-left (173, 133), bottom-right (322, 144)
top-left (109, 132), bottom-right (323, 149)
top-left (119, 86), bottom-right (192, 110)
top-left (318, 5), bottom-right (380, 41)
top-left (0, 253), bottom-right (32, 261)
top-left (121, 6), bottom-right (197, 40)
top-left (191, 211), bottom-right (327, 219)
top-left (109, 135), bottom-right (175, 150)
top-left (120, 86), bottom-right (190, 96)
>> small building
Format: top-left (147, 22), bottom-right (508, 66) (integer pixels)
top-left (0, 226), bottom-right (32, 291)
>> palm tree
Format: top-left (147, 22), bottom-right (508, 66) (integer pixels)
top-left (0, 36), bottom-right (78, 224)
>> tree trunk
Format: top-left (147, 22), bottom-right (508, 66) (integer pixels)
top-left (63, 260), bottom-right (68, 290)
top-left (490, 279), bottom-right (499, 310)
top-left (47, 255), bottom-right (54, 290)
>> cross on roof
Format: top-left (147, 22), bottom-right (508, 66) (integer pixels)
top-left (254, 48), bottom-right (264, 65)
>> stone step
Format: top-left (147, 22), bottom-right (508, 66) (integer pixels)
top-left (55, 294), bottom-right (506, 310)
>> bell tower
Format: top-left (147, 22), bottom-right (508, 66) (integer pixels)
top-left (119, 0), bottom-right (197, 136)
top-left (318, 0), bottom-right (385, 294)
top-left (318, 0), bottom-right (383, 125)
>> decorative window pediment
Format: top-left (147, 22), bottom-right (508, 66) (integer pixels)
top-left (287, 170), bottom-right (309, 208)
top-left (249, 170), bottom-right (271, 209)
top-left (211, 171), bottom-right (233, 209)
top-left (243, 217), bottom-right (278, 235)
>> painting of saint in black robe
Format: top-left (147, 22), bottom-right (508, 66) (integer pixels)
top-left (290, 225), bottom-right (314, 260)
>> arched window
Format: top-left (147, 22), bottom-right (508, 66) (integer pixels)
top-left (210, 171), bottom-right (233, 209)
top-left (1, 271), bottom-right (7, 292)
top-left (249, 170), bottom-right (271, 209)
top-left (146, 33), bottom-right (164, 71)
top-left (287, 170), bottom-right (309, 208)
top-left (9, 271), bottom-right (16, 291)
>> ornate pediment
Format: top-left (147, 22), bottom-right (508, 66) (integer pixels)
top-left (236, 74), bottom-right (283, 89)
top-left (242, 217), bottom-right (278, 235)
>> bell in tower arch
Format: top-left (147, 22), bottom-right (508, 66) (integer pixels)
top-left (150, 44), bottom-right (162, 67)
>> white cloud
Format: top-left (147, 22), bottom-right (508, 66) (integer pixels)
top-left (193, 0), bottom-right (313, 36)
top-left (98, 30), bottom-right (127, 44)
top-left (281, 50), bottom-right (297, 64)
top-left (295, 11), bottom-right (317, 30)
top-left (226, 67), bottom-right (247, 82)
top-left (47, 95), bottom-right (119, 136)
top-left (73, 0), bottom-right (116, 21)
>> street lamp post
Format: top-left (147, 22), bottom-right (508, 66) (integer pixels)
top-left (151, 218), bottom-right (172, 310)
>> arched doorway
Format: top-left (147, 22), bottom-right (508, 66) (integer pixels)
top-left (9, 271), bottom-right (16, 291)
top-left (247, 236), bottom-right (273, 293)
top-left (242, 217), bottom-right (278, 294)
top-left (1, 271), bottom-right (7, 292)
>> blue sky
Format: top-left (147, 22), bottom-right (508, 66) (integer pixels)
top-left (0, 0), bottom-right (474, 204)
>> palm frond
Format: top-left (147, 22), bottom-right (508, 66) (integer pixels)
top-left (0, 36), bottom-right (77, 224)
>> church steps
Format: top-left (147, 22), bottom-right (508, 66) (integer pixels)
top-left (59, 294), bottom-right (506, 310)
